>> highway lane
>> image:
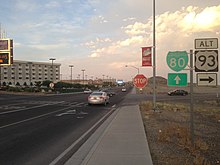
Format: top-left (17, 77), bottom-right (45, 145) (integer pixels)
top-left (0, 87), bottom-right (130, 165)
top-left (0, 87), bottom-right (216, 164)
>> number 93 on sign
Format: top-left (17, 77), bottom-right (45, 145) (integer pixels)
top-left (195, 50), bottom-right (218, 72)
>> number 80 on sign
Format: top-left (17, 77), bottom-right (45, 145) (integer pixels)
top-left (166, 51), bottom-right (188, 72)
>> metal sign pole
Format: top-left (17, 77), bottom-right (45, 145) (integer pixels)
top-left (152, 0), bottom-right (156, 111)
top-left (190, 49), bottom-right (194, 146)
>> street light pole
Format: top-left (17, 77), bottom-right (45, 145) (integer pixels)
top-left (69, 65), bottom-right (74, 84)
top-left (152, 0), bottom-right (156, 111)
top-left (81, 69), bottom-right (85, 85)
top-left (125, 65), bottom-right (140, 74)
top-left (49, 58), bottom-right (56, 82)
top-left (28, 62), bottom-right (32, 86)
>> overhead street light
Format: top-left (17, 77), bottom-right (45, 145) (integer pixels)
top-left (125, 65), bottom-right (140, 74)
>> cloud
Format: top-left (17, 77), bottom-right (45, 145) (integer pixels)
top-left (181, 5), bottom-right (220, 32)
top-left (85, 4), bottom-right (220, 79)
top-left (122, 22), bottom-right (148, 35)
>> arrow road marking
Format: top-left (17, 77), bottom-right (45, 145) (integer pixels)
top-left (174, 75), bottom-right (181, 84)
top-left (200, 76), bottom-right (214, 83)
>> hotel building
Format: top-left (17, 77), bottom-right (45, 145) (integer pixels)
top-left (0, 60), bottom-right (61, 86)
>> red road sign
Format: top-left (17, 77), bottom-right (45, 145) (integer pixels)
top-left (133, 74), bottom-right (148, 88)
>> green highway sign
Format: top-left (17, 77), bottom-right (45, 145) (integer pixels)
top-left (166, 51), bottom-right (188, 72)
top-left (168, 73), bottom-right (187, 86)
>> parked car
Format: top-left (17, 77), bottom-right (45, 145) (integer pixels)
top-left (168, 89), bottom-right (188, 96)
top-left (88, 91), bottom-right (109, 105)
top-left (84, 89), bottom-right (92, 94)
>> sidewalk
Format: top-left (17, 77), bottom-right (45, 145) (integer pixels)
top-left (65, 88), bottom-right (153, 165)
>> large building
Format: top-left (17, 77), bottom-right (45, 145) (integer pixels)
top-left (0, 60), bottom-right (61, 86)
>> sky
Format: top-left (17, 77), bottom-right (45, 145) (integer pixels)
top-left (0, 0), bottom-right (220, 82)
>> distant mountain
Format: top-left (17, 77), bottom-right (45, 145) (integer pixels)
top-left (148, 76), bottom-right (167, 85)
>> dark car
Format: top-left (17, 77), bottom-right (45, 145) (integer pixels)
top-left (168, 89), bottom-right (188, 96)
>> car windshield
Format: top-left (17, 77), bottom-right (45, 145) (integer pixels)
top-left (91, 92), bottom-right (103, 96)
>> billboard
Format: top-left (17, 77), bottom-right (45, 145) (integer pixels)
top-left (0, 39), bottom-right (13, 66)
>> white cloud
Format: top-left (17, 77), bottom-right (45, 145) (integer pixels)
top-left (86, 4), bottom-right (220, 79)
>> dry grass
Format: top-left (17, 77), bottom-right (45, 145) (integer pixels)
top-left (140, 101), bottom-right (219, 165)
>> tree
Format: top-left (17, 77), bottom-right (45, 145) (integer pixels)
top-left (42, 80), bottom-right (52, 87)
top-left (3, 82), bottom-right (6, 86)
top-left (34, 81), bottom-right (42, 88)
top-left (16, 82), bottom-right (20, 86)
top-left (23, 82), bottom-right (27, 86)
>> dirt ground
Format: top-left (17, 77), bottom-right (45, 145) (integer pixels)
top-left (140, 100), bottom-right (220, 165)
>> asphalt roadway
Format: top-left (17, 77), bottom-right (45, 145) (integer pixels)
top-left (0, 87), bottom-right (217, 164)
top-left (0, 87), bottom-right (129, 165)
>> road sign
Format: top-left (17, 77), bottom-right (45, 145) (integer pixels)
top-left (49, 83), bottom-right (54, 88)
top-left (197, 73), bottom-right (217, 86)
top-left (133, 74), bottom-right (148, 88)
top-left (168, 73), bottom-right (187, 86)
top-left (166, 51), bottom-right (188, 72)
top-left (195, 50), bottom-right (218, 72)
top-left (195, 38), bottom-right (218, 49)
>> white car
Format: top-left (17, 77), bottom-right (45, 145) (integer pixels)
top-left (84, 89), bottom-right (92, 94)
top-left (88, 91), bottom-right (109, 105)
top-left (121, 88), bottom-right (126, 92)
